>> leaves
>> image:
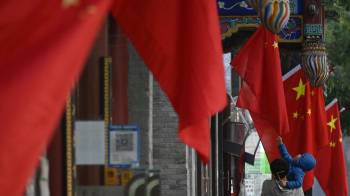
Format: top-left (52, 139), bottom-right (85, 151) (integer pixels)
top-left (325, 1), bottom-right (350, 135)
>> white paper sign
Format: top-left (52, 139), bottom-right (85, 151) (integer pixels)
top-left (75, 121), bottom-right (105, 165)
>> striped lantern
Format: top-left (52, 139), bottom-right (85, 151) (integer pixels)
top-left (301, 41), bottom-right (329, 87)
top-left (259, 0), bottom-right (290, 33)
top-left (245, 0), bottom-right (290, 33)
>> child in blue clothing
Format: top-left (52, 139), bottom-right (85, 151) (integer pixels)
top-left (276, 136), bottom-right (316, 189)
top-left (261, 158), bottom-right (304, 196)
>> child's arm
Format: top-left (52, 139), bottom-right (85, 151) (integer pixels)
top-left (285, 168), bottom-right (304, 189)
top-left (277, 136), bottom-right (293, 163)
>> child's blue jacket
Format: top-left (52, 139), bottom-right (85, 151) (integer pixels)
top-left (278, 144), bottom-right (315, 189)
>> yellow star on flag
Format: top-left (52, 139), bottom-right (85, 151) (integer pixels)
top-left (293, 111), bottom-right (298, 119)
top-left (62, 0), bottom-right (79, 8)
top-left (272, 41), bottom-right (278, 49)
top-left (327, 115), bottom-right (337, 132)
top-left (292, 79), bottom-right (305, 100)
top-left (85, 5), bottom-right (97, 15)
top-left (339, 137), bottom-right (343, 143)
top-left (307, 108), bottom-right (311, 116)
top-left (329, 141), bottom-right (336, 148)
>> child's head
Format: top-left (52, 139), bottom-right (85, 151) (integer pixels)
top-left (294, 153), bottom-right (316, 171)
top-left (270, 159), bottom-right (289, 180)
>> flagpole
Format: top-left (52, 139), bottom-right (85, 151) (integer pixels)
top-left (340, 107), bottom-right (346, 113)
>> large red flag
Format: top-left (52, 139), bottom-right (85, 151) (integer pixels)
top-left (231, 26), bottom-right (289, 162)
top-left (111, 0), bottom-right (227, 162)
top-left (282, 65), bottom-right (328, 190)
top-left (0, 0), bottom-right (111, 195)
top-left (315, 99), bottom-right (349, 196)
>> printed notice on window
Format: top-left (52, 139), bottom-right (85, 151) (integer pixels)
top-left (109, 125), bottom-right (139, 167)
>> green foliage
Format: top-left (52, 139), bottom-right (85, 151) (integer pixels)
top-left (325, 0), bottom-right (350, 135)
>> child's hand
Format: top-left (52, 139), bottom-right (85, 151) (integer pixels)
top-left (276, 136), bottom-right (283, 145)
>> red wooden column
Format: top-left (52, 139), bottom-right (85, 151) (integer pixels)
top-left (75, 21), bottom-right (109, 186)
top-left (109, 17), bottom-right (129, 125)
top-left (102, 17), bottom-right (129, 186)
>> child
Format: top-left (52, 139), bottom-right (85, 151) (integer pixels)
top-left (276, 136), bottom-right (316, 189)
top-left (261, 159), bottom-right (304, 196)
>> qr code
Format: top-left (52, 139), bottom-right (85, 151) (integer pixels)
top-left (115, 133), bottom-right (133, 151)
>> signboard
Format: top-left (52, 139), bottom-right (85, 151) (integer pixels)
top-left (75, 121), bottom-right (105, 165)
top-left (104, 167), bottom-right (134, 186)
top-left (218, 0), bottom-right (303, 43)
top-left (104, 167), bottom-right (119, 186)
top-left (218, 0), bottom-right (256, 16)
top-left (217, 0), bottom-right (302, 16)
top-left (221, 16), bottom-right (303, 43)
top-left (108, 125), bottom-right (140, 167)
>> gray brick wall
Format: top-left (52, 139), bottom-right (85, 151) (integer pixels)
top-left (127, 44), bottom-right (187, 196)
top-left (128, 43), bottom-right (150, 166)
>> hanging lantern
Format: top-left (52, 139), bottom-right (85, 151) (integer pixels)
top-left (245, 0), bottom-right (290, 33)
top-left (301, 41), bottom-right (329, 87)
top-left (259, 0), bottom-right (290, 33)
top-left (223, 97), bottom-right (250, 156)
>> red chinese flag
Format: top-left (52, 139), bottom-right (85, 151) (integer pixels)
top-left (0, 0), bottom-right (110, 195)
top-left (231, 26), bottom-right (289, 162)
top-left (282, 65), bottom-right (328, 190)
top-left (315, 99), bottom-right (349, 196)
top-left (111, 0), bottom-right (227, 162)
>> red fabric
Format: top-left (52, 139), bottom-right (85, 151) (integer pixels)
top-left (315, 100), bottom-right (349, 196)
top-left (0, 0), bottom-right (111, 195)
top-left (282, 66), bottom-right (328, 190)
top-left (231, 26), bottom-right (289, 162)
top-left (111, 0), bottom-right (227, 162)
